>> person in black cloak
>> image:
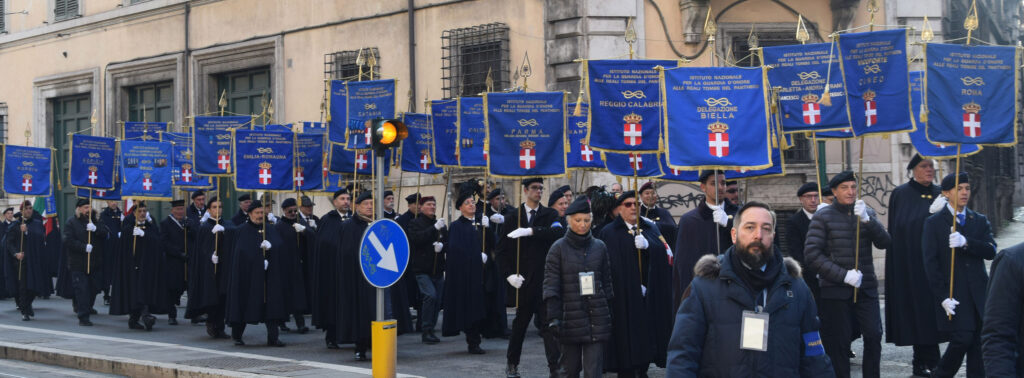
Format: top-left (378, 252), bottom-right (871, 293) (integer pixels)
top-left (639, 181), bottom-right (678, 249)
top-left (6, 201), bottom-right (48, 320)
top-left (395, 193), bottom-right (421, 332)
top-left (63, 199), bottom-right (109, 326)
top-left (786, 182), bottom-right (823, 303)
top-left (599, 190), bottom-right (674, 376)
top-left (407, 195), bottom-right (447, 345)
top-left (226, 200), bottom-right (288, 347)
top-left (42, 211), bottom-right (61, 299)
top-left (160, 199), bottom-right (191, 325)
top-left (231, 194), bottom-right (252, 226)
top-left (396, 193), bottom-right (420, 228)
top-left (184, 196), bottom-right (234, 339)
top-left (673, 170), bottom-right (733, 312)
top-left (187, 190), bottom-right (206, 226)
top-left (0, 207), bottom-right (10, 300)
top-left (335, 191), bottom-right (377, 361)
top-left (480, 188), bottom-right (512, 338)
top-left (298, 195), bottom-right (320, 227)
top-left (99, 201), bottom-right (122, 306)
top-left (885, 154), bottom-right (945, 377)
top-left (442, 188), bottom-right (488, 354)
top-left (273, 197), bottom-right (311, 334)
top-left (110, 202), bottom-right (167, 330)
top-left (311, 188), bottom-right (349, 349)
top-left (381, 190), bottom-right (397, 219)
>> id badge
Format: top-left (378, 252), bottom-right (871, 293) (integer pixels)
top-left (740, 310), bottom-right (769, 351)
top-left (579, 272), bottom-right (595, 296)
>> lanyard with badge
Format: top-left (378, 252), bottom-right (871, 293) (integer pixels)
top-left (741, 289), bottom-right (769, 351)
top-left (578, 243), bottom-right (596, 296)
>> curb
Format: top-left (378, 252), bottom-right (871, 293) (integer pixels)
top-left (0, 341), bottom-right (256, 377)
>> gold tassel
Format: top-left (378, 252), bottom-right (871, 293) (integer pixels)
top-left (819, 87), bottom-right (833, 106)
top-left (573, 93), bottom-right (583, 116)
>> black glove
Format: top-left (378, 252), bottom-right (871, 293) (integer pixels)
top-left (547, 319), bottom-right (561, 337)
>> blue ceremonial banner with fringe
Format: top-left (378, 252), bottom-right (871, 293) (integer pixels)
top-left (837, 29), bottom-right (914, 136)
top-left (3, 145), bottom-right (53, 196)
top-left (123, 122), bottom-right (168, 141)
top-left (485, 92), bottom-right (566, 178)
top-left (431, 99), bottom-right (459, 167)
top-left (303, 121), bottom-right (326, 135)
top-left (402, 113), bottom-right (444, 175)
top-left (663, 66), bottom-right (772, 170)
top-left (910, 71), bottom-right (981, 158)
top-left (817, 128), bottom-right (853, 139)
top-left (656, 154), bottom-right (699, 182)
top-left (725, 113), bottom-right (785, 180)
top-left (78, 179), bottom-right (121, 200)
top-left (345, 79), bottom-right (396, 150)
top-left (69, 134), bottom-right (116, 189)
top-left (606, 152), bottom-right (662, 177)
top-left (194, 116), bottom-right (249, 175)
top-left (924, 43), bottom-right (1019, 146)
top-left (762, 43), bottom-right (851, 132)
top-left (587, 59), bottom-right (677, 153)
top-left (120, 141), bottom-right (172, 200)
top-left (567, 103), bottom-right (604, 170)
top-left (458, 97), bottom-right (487, 167)
top-left (328, 80), bottom-right (348, 144)
top-left (233, 129), bottom-right (294, 192)
top-left (328, 143), bottom-right (391, 176)
top-left (296, 134), bottom-right (325, 191)
top-left (162, 132), bottom-right (214, 188)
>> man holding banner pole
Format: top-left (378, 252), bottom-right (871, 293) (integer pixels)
top-left (64, 199), bottom-right (109, 326)
top-left (7, 201), bottom-right (46, 321)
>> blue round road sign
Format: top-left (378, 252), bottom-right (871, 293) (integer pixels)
top-left (359, 219), bottom-right (410, 288)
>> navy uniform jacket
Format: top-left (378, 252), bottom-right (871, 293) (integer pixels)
top-left (921, 207), bottom-right (995, 334)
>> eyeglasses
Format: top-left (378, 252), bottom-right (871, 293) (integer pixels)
top-left (528, 185), bottom-right (544, 191)
top-left (621, 202), bottom-right (637, 208)
top-left (726, 189), bottom-right (738, 194)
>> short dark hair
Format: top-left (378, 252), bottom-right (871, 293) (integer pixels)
top-left (207, 196), bottom-right (221, 206)
top-left (733, 201), bottom-right (776, 231)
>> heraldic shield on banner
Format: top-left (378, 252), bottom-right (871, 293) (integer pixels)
top-left (802, 93), bottom-right (821, 125)
top-left (258, 162), bottom-right (273, 185)
top-left (519, 140), bottom-right (536, 170)
top-left (629, 153), bottom-right (643, 170)
top-left (87, 166), bottom-right (99, 184)
top-left (707, 120), bottom-right (730, 158)
top-left (217, 148), bottom-right (231, 171)
top-left (962, 101), bottom-right (981, 138)
top-left (293, 167), bottom-right (304, 187)
top-left (623, 113), bottom-right (643, 146)
top-left (420, 149), bottom-right (432, 170)
top-left (863, 89), bottom-right (878, 127)
top-left (580, 140), bottom-right (595, 162)
top-left (180, 164), bottom-right (193, 183)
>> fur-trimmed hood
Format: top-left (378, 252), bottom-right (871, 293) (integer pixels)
top-left (693, 253), bottom-right (802, 280)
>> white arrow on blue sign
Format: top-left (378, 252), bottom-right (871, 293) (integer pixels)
top-left (359, 219), bottom-right (410, 288)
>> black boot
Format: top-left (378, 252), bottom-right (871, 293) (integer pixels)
top-left (421, 331), bottom-right (440, 344)
top-left (129, 317), bottom-right (144, 330)
top-left (143, 315), bottom-right (156, 331)
top-left (79, 317), bottom-right (93, 326)
top-left (505, 363), bottom-right (520, 378)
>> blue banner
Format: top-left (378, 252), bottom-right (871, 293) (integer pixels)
top-left (663, 66), bottom-right (772, 170)
top-left (303, 121), bottom-right (327, 135)
top-left (816, 128), bottom-right (854, 139)
top-left (457, 97), bottom-right (487, 167)
top-left (924, 43), bottom-right (1019, 146)
top-left (909, 71), bottom-right (981, 158)
top-left (162, 132), bottom-right (215, 188)
top-left (328, 80), bottom-right (348, 145)
top-left (485, 92), bottom-right (567, 178)
top-left (44, 194), bottom-right (58, 217)
top-left (656, 154), bottom-right (699, 182)
top-left (837, 29), bottom-right (914, 136)
top-left (260, 124), bottom-right (294, 133)
top-left (605, 152), bottom-right (662, 177)
top-left (120, 141), bottom-right (173, 200)
top-left (69, 134), bottom-right (116, 189)
top-left (762, 43), bottom-right (851, 132)
top-left (296, 134), bottom-right (325, 191)
top-left (329, 143), bottom-right (376, 176)
top-left (193, 116), bottom-right (250, 175)
top-left (123, 122), bottom-right (168, 141)
top-left (725, 117), bottom-right (785, 179)
top-left (402, 113), bottom-right (444, 174)
top-left (77, 179), bottom-right (121, 200)
top-left (586, 59), bottom-right (677, 152)
top-left (430, 99), bottom-right (459, 167)
top-left (346, 79), bottom-right (396, 150)
top-left (3, 145), bottom-right (53, 196)
top-left (566, 103), bottom-right (604, 170)
top-left (233, 129), bottom-right (294, 192)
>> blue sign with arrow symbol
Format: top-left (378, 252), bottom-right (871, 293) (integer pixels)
top-left (359, 219), bottom-right (410, 288)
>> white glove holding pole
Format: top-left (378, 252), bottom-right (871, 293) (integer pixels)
top-left (433, 242), bottom-right (443, 253)
top-left (507, 227), bottom-right (533, 239)
top-left (481, 253), bottom-right (488, 264)
top-left (506, 274), bottom-right (525, 289)
top-left (434, 219), bottom-right (446, 230)
top-left (309, 219), bottom-right (317, 229)
top-left (481, 215), bottom-right (489, 228)
top-left (201, 211), bottom-right (211, 223)
top-left (264, 260), bottom-right (269, 271)
top-left (133, 227), bottom-right (145, 237)
top-left (293, 223), bottom-right (306, 233)
top-left (211, 224), bottom-right (225, 234)
top-left (211, 254), bottom-right (219, 264)
top-left (854, 200), bottom-right (870, 223)
top-left (490, 213), bottom-right (504, 224)
top-left (844, 269), bottom-right (863, 288)
top-left (817, 203), bottom-right (829, 212)
top-left (949, 232), bottom-right (967, 248)
top-left (146, 212), bottom-right (153, 223)
top-left (711, 206), bottom-right (728, 227)
top-left (641, 285), bottom-right (647, 296)
top-left (85, 244), bottom-right (93, 253)
top-left (929, 195), bottom-right (948, 214)
top-left (260, 240), bottom-right (272, 250)
top-left (634, 235), bottom-right (649, 249)
top-left (267, 213), bottom-right (277, 223)
top-left (941, 298), bottom-right (959, 316)
top-left (86, 222), bottom-right (97, 232)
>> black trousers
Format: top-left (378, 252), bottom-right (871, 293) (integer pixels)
top-left (559, 342), bottom-right (603, 378)
top-left (231, 321), bottom-right (281, 343)
top-left (934, 330), bottom-right (984, 378)
top-left (17, 275), bottom-right (35, 315)
top-left (820, 296), bottom-right (882, 378)
top-left (506, 284), bottom-right (560, 370)
top-left (290, 313), bottom-right (306, 329)
top-left (71, 271), bottom-right (99, 319)
top-left (912, 344), bottom-right (940, 369)
top-left (206, 298), bottom-right (226, 336)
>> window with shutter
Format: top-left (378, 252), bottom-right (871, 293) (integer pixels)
top-left (1, 0), bottom-right (6, 33)
top-left (54, 0), bottom-right (79, 22)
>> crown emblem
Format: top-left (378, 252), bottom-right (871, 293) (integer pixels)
top-left (801, 93), bottom-right (820, 103)
top-left (22, 174), bottom-right (32, 180)
top-left (143, 173), bottom-right (151, 179)
top-left (183, 149), bottom-right (192, 159)
top-left (708, 121), bottom-right (729, 133)
top-left (580, 138), bottom-right (588, 145)
top-left (421, 148), bottom-right (430, 155)
top-left (296, 167), bottom-right (303, 174)
top-left (862, 89), bottom-right (877, 101)
top-left (962, 102), bottom-right (981, 114)
top-left (88, 165), bottom-right (98, 172)
top-left (623, 112), bottom-right (643, 123)
top-left (218, 148), bottom-right (230, 155)
top-left (182, 163), bottom-right (192, 170)
top-left (259, 162), bottom-right (272, 169)
top-left (520, 140), bottom-right (537, 149)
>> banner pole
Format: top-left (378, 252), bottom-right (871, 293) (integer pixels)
top-left (515, 182), bottom-right (521, 308)
top-left (713, 171), bottom-right (721, 255)
top-left (18, 197), bottom-right (25, 281)
top-left (947, 144), bottom-right (963, 320)
top-left (87, 191), bottom-right (93, 275)
top-left (631, 155), bottom-right (642, 285)
top-left (853, 136), bottom-right (865, 303)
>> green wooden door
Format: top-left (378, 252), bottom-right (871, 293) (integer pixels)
top-left (126, 81), bottom-right (175, 220)
top-left (52, 94), bottom-right (92, 221)
top-left (215, 67), bottom-right (271, 218)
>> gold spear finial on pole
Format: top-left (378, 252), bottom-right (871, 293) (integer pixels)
top-left (366, 51), bottom-right (377, 79)
top-left (921, 16), bottom-right (935, 42)
top-left (485, 67), bottom-right (494, 93)
top-left (796, 15), bottom-right (810, 44)
top-left (218, 90), bottom-right (228, 116)
top-left (24, 126), bottom-right (31, 146)
top-left (703, 7), bottom-right (717, 42)
top-left (355, 48), bottom-right (366, 81)
top-left (867, 0), bottom-right (879, 28)
top-left (625, 17), bottom-right (638, 59)
top-left (964, 0), bottom-right (979, 45)
top-left (747, 23), bottom-right (759, 49)
top-left (520, 51), bottom-right (533, 90)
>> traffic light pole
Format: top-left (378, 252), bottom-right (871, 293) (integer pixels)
top-left (372, 151), bottom-right (397, 377)
top-left (376, 152), bottom-right (385, 321)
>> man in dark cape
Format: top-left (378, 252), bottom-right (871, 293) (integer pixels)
top-left (184, 196), bottom-right (234, 338)
top-left (480, 188), bottom-right (511, 338)
top-left (786, 182), bottom-right (823, 303)
top-left (334, 191), bottom-right (377, 361)
top-left (110, 202), bottom-right (167, 330)
top-left (377, 189), bottom-right (412, 334)
top-left (407, 195), bottom-right (447, 345)
top-left (395, 193), bottom-right (421, 333)
top-left (231, 194), bottom-right (252, 226)
top-left (885, 154), bottom-right (944, 376)
top-left (6, 202), bottom-right (48, 320)
top-left (99, 201), bottom-right (122, 305)
top-left (310, 188), bottom-right (350, 349)
top-left (226, 200), bottom-right (288, 347)
top-left (63, 199), bottom-right (109, 326)
top-left (639, 181), bottom-right (678, 249)
top-left (160, 199), bottom-right (191, 325)
top-left (187, 191), bottom-right (206, 225)
top-left (396, 193), bottom-right (420, 228)
top-left (381, 190), bottom-right (397, 219)
top-left (599, 191), bottom-right (674, 375)
top-left (442, 187), bottom-right (488, 354)
top-left (673, 170), bottom-right (733, 311)
top-left (0, 208), bottom-right (11, 300)
top-left (273, 198), bottom-right (311, 334)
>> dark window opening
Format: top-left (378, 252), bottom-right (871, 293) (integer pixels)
top-left (442, 23), bottom-right (510, 98)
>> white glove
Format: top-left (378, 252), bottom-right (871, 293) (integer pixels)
top-left (506, 274), bottom-right (525, 289)
top-left (86, 222), bottom-right (97, 232)
top-left (434, 219), bottom-right (446, 230)
top-left (481, 252), bottom-right (488, 264)
top-left (507, 227), bottom-right (534, 239)
top-left (85, 244), bottom-right (93, 253)
top-left (941, 298), bottom-right (960, 317)
top-left (133, 227), bottom-right (145, 237)
top-left (844, 269), bottom-right (864, 288)
top-left (211, 224), bottom-right (225, 234)
top-left (201, 211), bottom-right (211, 223)
top-left (711, 206), bottom-right (728, 227)
top-left (211, 254), bottom-right (219, 264)
top-left (929, 195), bottom-right (948, 214)
top-left (490, 213), bottom-right (505, 224)
top-left (145, 212), bottom-right (153, 222)
top-left (949, 232), bottom-right (967, 248)
top-left (260, 240), bottom-right (272, 250)
top-left (264, 259), bottom-right (269, 270)
top-left (433, 242), bottom-right (443, 253)
top-left (267, 213), bottom-right (277, 223)
top-left (634, 235), bottom-right (649, 249)
top-left (481, 216), bottom-right (489, 228)
top-left (816, 203), bottom-right (829, 212)
top-left (293, 223), bottom-right (306, 233)
top-left (309, 219), bottom-right (317, 229)
top-left (854, 200), bottom-right (870, 223)
top-left (641, 285), bottom-right (647, 296)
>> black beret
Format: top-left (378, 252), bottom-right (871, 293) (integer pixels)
top-left (170, 199), bottom-right (185, 207)
top-left (941, 172), bottom-right (969, 191)
top-left (565, 196), bottom-right (591, 216)
top-left (238, 193), bottom-right (252, 202)
top-left (486, 189), bottom-right (503, 200)
top-left (828, 170), bottom-right (856, 189)
top-left (639, 181), bottom-right (655, 194)
top-left (548, 186), bottom-right (570, 207)
top-left (281, 198), bottom-right (297, 209)
top-left (698, 170), bottom-right (724, 184)
top-left (456, 191), bottom-right (475, 210)
top-left (333, 188), bottom-right (349, 200)
top-left (76, 199), bottom-right (90, 208)
top-left (797, 182), bottom-right (819, 197)
top-left (355, 191), bottom-right (373, 205)
top-left (521, 177), bottom-right (543, 187)
top-left (191, 190), bottom-right (205, 199)
top-left (907, 153), bottom-right (924, 171)
top-left (616, 190), bottom-right (637, 207)
top-left (405, 193), bottom-right (421, 204)
top-left (419, 196), bottom-right (436, 205)
top-left (300, 195), bottom-right (314, 207)
top-left (3, 207), bottom-right (13, 213)
top-left (247, 200), bottom-right (263, 213)
top-left (382, 190), bottom-right (394, 199)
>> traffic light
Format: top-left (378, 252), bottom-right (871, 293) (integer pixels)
top-left (368, 118), bottom-right (408, 154)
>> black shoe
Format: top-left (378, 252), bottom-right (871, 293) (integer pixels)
top-left (214, 331), bottom-right (231, 339)
top-left (129, 321), bottom-right (145, 330)
top-left (26, 308), bottom-right (35, 317)
top-left (422, 332), bottom-right (440, 344)
top-left (234, 338), bottom-right (245, 346)
top-left (912, 365), bottom-right (933, 377)
top-left (506, 363), bottom-right (520, 378)
top-left (103, 298), bottom-right (110, 306)
top-left (79, 319), bottom-right (93, 326)
top-left (354, 351), bottom-right (368, 361)
top-left (326, 341), bottom-right (340, 349)
top-left (267, 340), bottom-right (286, 347)
top-left (296, 326), bottom-right (310, 334)
top-left (143, 315), bottom-right (156, 331)
top-left (848, 350), bottom-right (856, 358)
top-left (468, 345), bottom-right (485, 354)
top-left (168, 318), bottom-right (178, 325)
top-left (89, 308), bottom-right (98, 315)
top-left (191, 315), bottom-right (207, 325)
top-left (22, 314), bottom-right (30, 321)
top-left (279, 324), bottom-right (291, 332)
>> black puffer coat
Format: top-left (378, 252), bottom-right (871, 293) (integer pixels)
top-left (543, 229), bottom-right (614, 344)
top-left (804, 202), bottom-right (891, 299)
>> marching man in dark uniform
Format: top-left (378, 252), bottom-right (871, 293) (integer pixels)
top-left (63, 199), bottom-right (109, 326)
top-left (185, 196), bottom-right (233, 339)
top-left (187, 190), bottom-right (206, 225)
top-left (981, 241), bottom-right (1024, 376)
top-left (408, 195), bottom-right (447, 345)
top-left (335, 191), bottom-right (377, 361)
top-left (805, 171), bottom-right (891, 378)
top-left (111, 202), bottom-right (167, 331)
top-left (160, 199), bottom-right (191, 325)
top-left (311, 188), bottom-right (350, 349)
top-left (381, 190), bottom-right (397, 219)
top-left (441, 187), bottom-right (489, 354)
top-left (273, 198), bottom-right (311, 334)
top-left (481, 188), bottom-right (511, 339)
top-left (231, 194), bottom-right (252, 226)
top-left (922, 173), bottom-right (995, 378)
top-left (298, 196), bottom-right (319, 229)
top-left (100, 200), bottom-right (122, 305)
top-left (885, 154), bottom-right (944, 376)
top-left (674, 170), bottom-right (733, 311)
top-left (639, 181), bottom-right (678, 249)
top-left (396, 193), bottom-right (420, 229)
top-left (226, 200), bottom-right (288, 347)
top-left (786, 182), bottom-right (822, 302)
top-left (6, 201), bottom-right (46, 321)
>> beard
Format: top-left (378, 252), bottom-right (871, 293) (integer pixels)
top-left (78, 212), bottom-right (91, 221)
top-left (736, 240), bottom-right (771, 268)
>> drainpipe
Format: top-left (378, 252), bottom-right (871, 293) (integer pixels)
top-left (408, 0), bottom-right (417, 112)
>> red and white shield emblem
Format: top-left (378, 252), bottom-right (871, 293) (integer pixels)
top-left (519, 148), bottom-right (536, 169)
top-left (294, 171), bottom-right (304, 187)
top-left (963, 112), bottom-right (981, 138)
top-left (142, 178), bottom-right (153, 191)
top-left (180, 168), bottom-right (193, 183)
top-left (217, 154), bottom-right (230, 170)
top-left (580, 144), bottom-right (594, 162)
top-left (259, 168), bottom-right (272, 185)
top-left (708, 132), bottom-right (730, 158)
top-left (670, 168), bottom-right (682, 175)
top-left (21, 178), bottom-right (32, 192)
top-left (629, 154), bottom-right (643, 170)
top-left (420, 154), bottom-right (430, 170)
top-left (623, 123), bottom-right (642, 146)
top-left (364, 127), bottom-right (372, 145)
top-left (95, 189), bottom-right (106, 197)
top-left (356, 153), bottom-right (369, 170)
top-left (802, 102), bottom-right (821, 125)
top-left (864, 100), bottom-right (877, 127)
top-left (87, 171), bottom-right (98, 185)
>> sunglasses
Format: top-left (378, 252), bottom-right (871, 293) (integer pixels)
top-left (621, 202), bottom-right (637, 208)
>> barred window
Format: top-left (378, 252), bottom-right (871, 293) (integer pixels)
top-left (1, 0), bottom-right (6, 33)
top-left (442, 23), bottom-right (510, 98)
top-left (0, 102), bottom-right (7, 144)
top-left (324, 48), bottom-right (380, 81)
top-left (54, 0), bottom-right (79, 22)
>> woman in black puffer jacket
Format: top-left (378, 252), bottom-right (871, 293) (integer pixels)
top-left (543, 196), bottom-right (614, 378)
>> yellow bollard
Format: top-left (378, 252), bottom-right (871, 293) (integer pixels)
top-left (371, 320), bottom-right (397, 378)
